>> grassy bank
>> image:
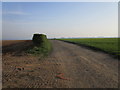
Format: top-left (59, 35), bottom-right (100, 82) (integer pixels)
top-left (59, 38), bottom-right (119, 58)
top-left (27, 34), bottom-right (52, 56)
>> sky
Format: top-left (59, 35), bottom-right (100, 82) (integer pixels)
top-left (2, 2), bottom-right (118, 40)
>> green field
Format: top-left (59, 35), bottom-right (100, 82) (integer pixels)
top-left (59, 38), bottom-right (119, 57)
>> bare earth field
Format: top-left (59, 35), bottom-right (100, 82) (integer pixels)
top-left (0, 40), bottom-right (1, 47)
top-left (2, 40), bottom-right (118, 88)
top-left (2, 40), bottom-right (27, 46)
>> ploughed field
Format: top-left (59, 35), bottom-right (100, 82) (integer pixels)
top-left (2, 40), bottom-right (28, 46)
top-left (2, 40), bottom-right (118, 88)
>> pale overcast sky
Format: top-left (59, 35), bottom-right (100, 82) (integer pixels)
top-left (2, 2), bottom-right (118, 40)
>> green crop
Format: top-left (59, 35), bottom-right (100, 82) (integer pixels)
top-left (59, 38), bottom-right (119, 57)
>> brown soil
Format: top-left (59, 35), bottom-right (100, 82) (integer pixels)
top-left (2, 40), bottom-right (28, 46)
top-left (2, 40), bottom-right (33, 54)
top-left (2, 40), bottom-right (118, 88)
top-left (0, 41), bottom-right (2, 47)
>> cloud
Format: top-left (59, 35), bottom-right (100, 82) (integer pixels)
top-left (3, 11), bottom-right (28, 15)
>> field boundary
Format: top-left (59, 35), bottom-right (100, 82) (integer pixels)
top-left (58, 40), bottom-right (119, 59)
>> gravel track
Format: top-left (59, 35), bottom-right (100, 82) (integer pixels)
top-left (2, 40), bottom-right (118, 88)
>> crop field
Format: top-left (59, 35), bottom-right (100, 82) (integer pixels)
top-left (59, 38), bottom-right (119, 57)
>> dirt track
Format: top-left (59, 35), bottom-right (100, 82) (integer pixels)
top-left (2, 40), bottom-right (118, 88)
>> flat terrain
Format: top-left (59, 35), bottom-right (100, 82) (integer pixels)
top-left (2, 40), bottom-right (27, 46)
top-left (2, 40), bottom-right (118, 88)
top-left (0, 40), bottom-right (1, 48)
top-left (59, 38), bottom-right (119, 56)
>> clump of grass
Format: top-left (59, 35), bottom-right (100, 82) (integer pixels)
top-left (27, 34), bottom-right (52, 57)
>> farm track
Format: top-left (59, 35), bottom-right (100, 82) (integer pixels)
top-left (2, 40), bottom-right (118, 88)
